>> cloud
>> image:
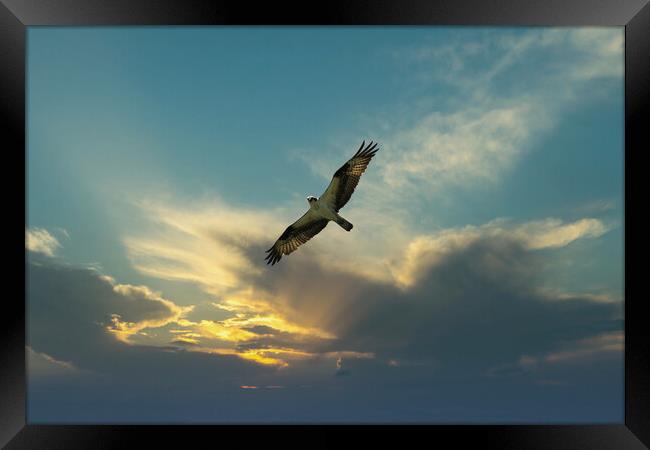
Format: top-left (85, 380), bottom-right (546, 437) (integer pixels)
top-left (542, 331), bottom-right (623, 364)
top-left (115, 29), bottom-right (619, 374)
top-left (27, 347), bottom-right (81, 377)
top-left (26, 227), bottom-right (61, 256)
top-left (275, 236), bottom-right (621, 373)
top-left (118, 194), bottom-right (620, 377)
top-left (28, 261), bottom-right (193, 362)
top-left (125, 194), bottom-right (610, 289)
top-left (27, 200), bottom-right (622, 422)
top-left (566, 29), bottom-right (624, 81)
top-left (105, 283), bottom-right (194, 343)
top-left (26, 28), bottom-right (623, 423)
top-left (393, 28), bottom-right (622, 93)
top-left (388, 217), bottom-right (609, 288)
top-left (514, 218), bottom-right (609, 249)
top-left (538, 290), bottom-right (622, 304)
top-left (30, 198), bottom-right (619, 380)
top-left (27, 259), bottom-right (275, 399)
top-left (297, 28), bottom-right (622, 209)
top-left (487, 330), bottom-right (623, 377)
top-left (123, 199), bottom-right (280, 296)
top-left (574, 199), bottom-right (617, 214)
top-left (119, 30), bottom-right (621, 299)
top-left (390, 29), bottom-right (620, 189)
top-left (26, 255), bottom-right (339, 370)
top-left (379, 101), bottom-right (549, 192)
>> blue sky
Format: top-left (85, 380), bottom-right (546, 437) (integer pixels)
top-left (27, 26), bottom-right (623, 423)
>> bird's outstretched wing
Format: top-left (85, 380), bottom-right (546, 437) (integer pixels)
top-left (265, 210), bottom-right (329, 265)
top-left (320, 140), bottom-right (379, 213)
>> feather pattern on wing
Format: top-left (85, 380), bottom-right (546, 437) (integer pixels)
top-left (320, 140), bottom-right (379, 212)
top-left (265, 211), bottom-right (329, 265)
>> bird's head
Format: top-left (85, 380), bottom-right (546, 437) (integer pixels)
top-left (307, 196), bottom-right (318, 205)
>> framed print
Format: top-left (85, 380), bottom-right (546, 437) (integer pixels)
top-left (2, 0), bottom-right (649, 448)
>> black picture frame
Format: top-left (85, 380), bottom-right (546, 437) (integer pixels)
top-left (2, 0), bottom-right (648, 448)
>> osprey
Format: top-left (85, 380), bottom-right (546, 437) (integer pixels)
top-left (265, 140), bottom-right (379, 265)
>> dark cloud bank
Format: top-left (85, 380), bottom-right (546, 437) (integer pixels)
top-left (27, 235), bottom-right (622, 422)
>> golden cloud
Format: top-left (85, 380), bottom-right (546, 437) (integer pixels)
top-left (118, 195), bottom-right (613, 368)
top-left (104, 282), bottom-right (194, 344)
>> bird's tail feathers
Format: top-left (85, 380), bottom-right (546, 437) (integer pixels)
top-left (336, 217), bottom-right (353, 231)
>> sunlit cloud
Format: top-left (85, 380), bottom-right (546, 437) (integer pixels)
top-left (391, 217), bottom-right (609, 288)
top-left (114, 28), bottom-right (622, 371)
top-left (121, 28), bottom-right (623, 310)
top-left (190, 345), bottom-right (314, 367)
top-left (30, 226), bottom-right (621, 383)
top-left (165, 309), bottom-right (341, 366)
top-left (26, 227), bottom-right (62, 257)
top-left (26, 27), bottom-right (624, 422)
top-left (537, 289), bottom-right (622, 304)
top-left (104, 283), bottom-right (194, 343)
top-left (123, 199), bottom-right (281, 296)
top-left (119, 193), bottom-right (616, 371)
top-left (268, 30), bottom-right (623, 299)
top-left (206, 303), bottom-right (336, 341)
top-left (122, 199), bottom-right (351, 365)
top-left (513, 218), bottom-right (609, 249)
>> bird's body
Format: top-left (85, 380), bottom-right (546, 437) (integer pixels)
top-left (308, 196), bottom-right (352, 229)
top-left (265, 141), bottom-right (379, 265)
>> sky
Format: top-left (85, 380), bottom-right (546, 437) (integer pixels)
top-left (26, 26), bottom-right (624, 423)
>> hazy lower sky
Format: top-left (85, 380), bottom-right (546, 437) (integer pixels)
top-left (27, 26), bottom-right (624, 423)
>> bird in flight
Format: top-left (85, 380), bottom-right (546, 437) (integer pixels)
top-left (265, 140), bottom-right (379, 265)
